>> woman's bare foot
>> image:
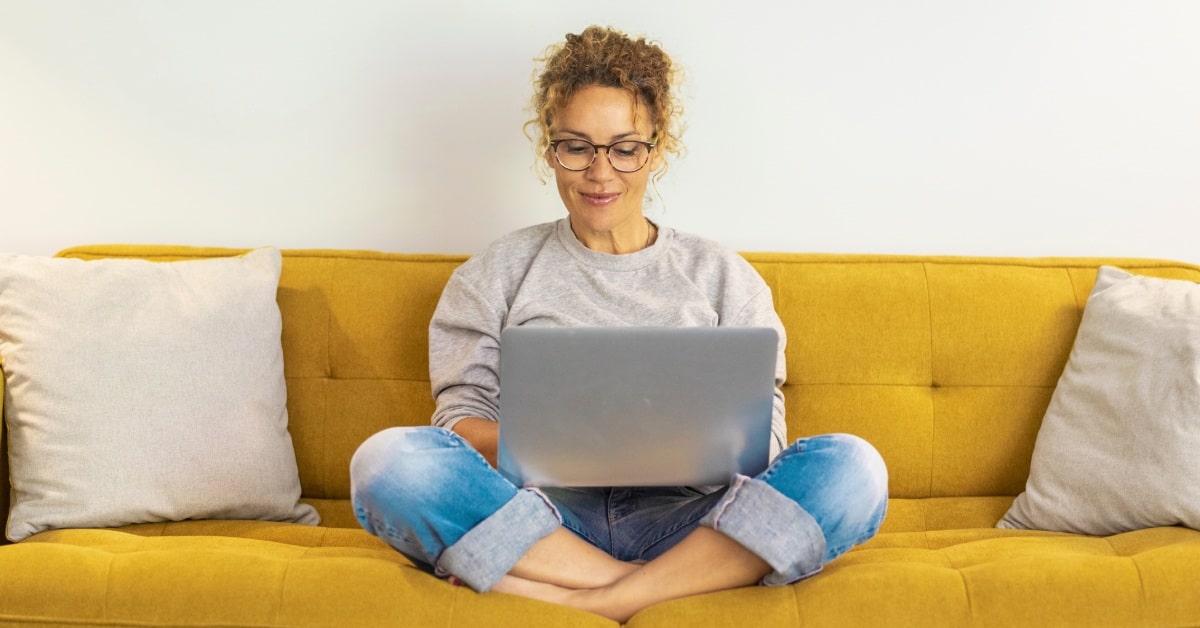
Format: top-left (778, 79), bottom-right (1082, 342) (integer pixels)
top-left (491, 575), bottom-right (638, 623)
top-left (490, 527), bottom-right (771, 623)
top-left (490, 574), bottom-right (573, 604)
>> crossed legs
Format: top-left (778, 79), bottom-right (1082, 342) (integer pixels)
top-left (496, 525), bottom-right (771, 622)
top-left (351, 428), bottom-right (887, 623)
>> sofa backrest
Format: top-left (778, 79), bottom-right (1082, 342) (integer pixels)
top-left (747, 255), bottom-right (1200, 501)
top-left (4, 247), bottom-right (1199, 540)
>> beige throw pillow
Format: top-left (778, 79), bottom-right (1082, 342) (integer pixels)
top-left (998, 266), bottom-right (1200, 535)
top-left (1, 248), bottom-right (317, 542)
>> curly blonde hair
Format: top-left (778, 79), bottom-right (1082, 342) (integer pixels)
top-left (525, 25), bottom-right (685, 185)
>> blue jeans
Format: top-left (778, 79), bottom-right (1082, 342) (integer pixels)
top-left (350, 427), bottom-right (888, 592)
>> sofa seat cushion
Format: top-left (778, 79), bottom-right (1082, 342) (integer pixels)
top-left (3, 529), bottom-right (614, 627)
top-left (70, 520), bottom-right (390, 549)
top-left (96, 498), bottom-right (367, 540)
top-left (624, 526), bottom-right (1200, 627)
top-left (7, 524), bottom-right (1198, 627)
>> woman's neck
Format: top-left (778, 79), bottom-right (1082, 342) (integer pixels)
top-left (570, 216), bottom-right (657, 255)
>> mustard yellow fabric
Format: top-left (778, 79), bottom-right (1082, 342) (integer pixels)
top-left (2, 246), bottom-right (1199, 627)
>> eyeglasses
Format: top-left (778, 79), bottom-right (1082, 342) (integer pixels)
top-left (549, 139), bottom-right (656, 173)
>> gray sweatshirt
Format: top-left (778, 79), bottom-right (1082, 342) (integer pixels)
top-left (429, 218), bottom-right (788, 459)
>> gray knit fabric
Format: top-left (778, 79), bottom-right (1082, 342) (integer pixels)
top-left (429, 218), bottom-right (787, 458)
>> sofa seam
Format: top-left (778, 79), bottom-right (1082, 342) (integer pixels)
top-left (1064, 267), bottom-right (1083, 312)
top-left (54, 247), bottom-right (471, 265)
top-left (444, 586), bottom-right (461, 628)
top-left (740, 254), bottom-right (1200, 271)
top-left (1104, 535), bottom-right (1152, 614)
top-left (103, 552), bottom-right (115, 624)
top-left (318, 378), bottom-right (329, 500)
top-left (787, 382), bottom-right (1054, 389)
top-left (273, 558), bottom-right (294, 626)
top-left (922, 262), bottom-right (937, 499)
top-left (321, 264), bottom-right (334, 500)
top-left (1127, 555), bottom-right (1150, 615)
top-left (0, 617), bottom-right (275, 627)
top-left (955, 565), bottom-right (976, 623)
top-left (285, 375), bottom-right (433, 383)
top-left (787, 579), bottom-right (805, 626)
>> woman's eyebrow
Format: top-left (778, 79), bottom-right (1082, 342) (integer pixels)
top-left (556, 129), bottom-right (643, 142)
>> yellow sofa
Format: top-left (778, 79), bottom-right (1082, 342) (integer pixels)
top-left (3, 245), bottom-right (1199, 627)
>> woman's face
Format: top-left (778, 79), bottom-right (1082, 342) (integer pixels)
top-left (548, 85), bottom-right (663, 252)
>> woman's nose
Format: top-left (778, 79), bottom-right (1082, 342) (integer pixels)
top-left (585, 148), bottom-right (617, 179)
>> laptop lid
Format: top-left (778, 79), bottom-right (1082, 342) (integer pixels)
top-left (496, 326), bottom-right (777, 487)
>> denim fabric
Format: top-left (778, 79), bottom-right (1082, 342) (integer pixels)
top-left (701, 433), bottom-right (889, 584)
top-left (350, 427), bottom-right (887, 592)
top-left (350, 427), bottom-right (561, 591)
top-left (540, 485), bottom-right (728, 562)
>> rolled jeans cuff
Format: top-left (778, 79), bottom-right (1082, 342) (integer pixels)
top-left (435, 488), bottom-right (562, 592)
top-left (699, 474), bottom-right (827, 586)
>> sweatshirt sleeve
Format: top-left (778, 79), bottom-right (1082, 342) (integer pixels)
top-left (428, 268), bottom-right (506, 430)
top-left (729, 277), bottom-right (789, 461)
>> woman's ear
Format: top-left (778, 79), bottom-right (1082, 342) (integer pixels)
top-left (649, 144), bottom-right (666, 172)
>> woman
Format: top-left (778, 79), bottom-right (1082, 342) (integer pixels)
top-left (350, 26), bottom-right (888, 623)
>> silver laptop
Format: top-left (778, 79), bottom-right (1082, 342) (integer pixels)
top-left (496, 326), bottom-right (778, 487)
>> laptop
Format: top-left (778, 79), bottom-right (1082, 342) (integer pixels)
top-left (496, 326), bottom-right (778, 487)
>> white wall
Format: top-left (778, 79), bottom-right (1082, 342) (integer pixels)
top-left (2, 1), bottom-right (1197, 260)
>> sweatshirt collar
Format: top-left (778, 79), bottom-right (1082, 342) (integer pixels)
top-left (555, 217), bottom-right (672, 271)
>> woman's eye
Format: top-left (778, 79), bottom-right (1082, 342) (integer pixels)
top-left (561, 142), bottom-right (591, 154)
top-left (612, 143), bottom-right (645, 158)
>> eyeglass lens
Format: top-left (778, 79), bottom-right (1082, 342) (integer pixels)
top-left (554, 140), bottom-right (650, 173)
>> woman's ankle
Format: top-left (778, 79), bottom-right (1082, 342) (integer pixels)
top-left (569, 582), bottom-right (645, 624)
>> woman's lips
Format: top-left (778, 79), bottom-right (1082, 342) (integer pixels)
top-left (581, 192), bottom-right (620, 207)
